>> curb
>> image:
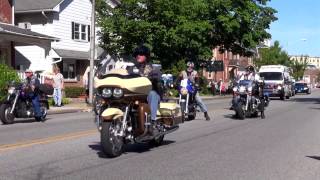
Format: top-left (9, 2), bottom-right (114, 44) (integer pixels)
top-left (47, 108), bottom-right (92, 115)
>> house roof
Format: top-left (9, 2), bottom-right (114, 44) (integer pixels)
top-left (15, 0), bottom-right (65, 13)
top-left (0, 22), bottom-right (58, 41)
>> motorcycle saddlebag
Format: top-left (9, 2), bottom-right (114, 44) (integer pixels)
top-left (39, 84), bottom-right (54, 95)
top-left (157, 102), bottom-right (183, 125)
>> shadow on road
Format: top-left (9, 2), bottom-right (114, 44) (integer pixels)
top-left (11, 118), bottom-right (51, 124)
top-left (89, 140), bottom-right (175, 159)
top-left (293, 97), bottom-right (320, 104)
top-left (306, 156), bottom-right (320, 161)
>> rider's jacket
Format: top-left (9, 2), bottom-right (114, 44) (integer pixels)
top-left (24, 75), bottom-right (40, 94)
top-left (135, 62), bottom-right (163, 96)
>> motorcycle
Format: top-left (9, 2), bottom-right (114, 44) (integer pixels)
top-left (178, 79), bottom-right (197, 121)
top-left (0, 82), bottom-right (49, 124)
top-left (231, 80), bottom-right (268, 120)
top-left (94, 69), bottom-right (183, 158)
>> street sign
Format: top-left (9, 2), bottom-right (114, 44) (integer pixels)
top-left (207, 60), bottom-right (224, 72)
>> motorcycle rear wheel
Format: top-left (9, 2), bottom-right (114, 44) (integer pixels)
top-left (0, 104), bottom-right (15, 124)
top-left (101, 120), bottom-right (124, 158)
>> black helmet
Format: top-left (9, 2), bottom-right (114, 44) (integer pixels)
top-left (133, 45), bottom-right (150, 59)
top-left (246, 65), bottom-right (255, 72)
top-left (187, 61), bottom-right (195, 68)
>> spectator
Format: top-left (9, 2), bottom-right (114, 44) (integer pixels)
top-left (53, 67), bottom-right (64, 107)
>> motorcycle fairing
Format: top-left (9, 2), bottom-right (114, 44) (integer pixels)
top-left (94, 76), bottom-right (152, 95)
top-left (101, 108), bottom-right (124, 121)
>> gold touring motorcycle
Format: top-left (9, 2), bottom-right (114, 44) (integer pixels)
top-left (94, 69), bottom-right (183, 158)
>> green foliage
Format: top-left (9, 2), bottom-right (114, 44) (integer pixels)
top-left (0, 64), bottom-right (21, 102)
top-left (199, 75), bottom-right (210, 95)
top-left (255, 41), bottom-right (309, 81)
top-left (255, 41), bottom-right (292, 67)
top-left (317, 71), bottom-right (320, 83)
top-left (48, 98), bottom-right (70, 106)
top-left (64, 87), bottom-right (86, 98)
top-left (96, 0), bottom-right (277, 70)
top-left (165, 59), bottom-right (187, 77)
top-left (291, 56), bottom-right (308, 80)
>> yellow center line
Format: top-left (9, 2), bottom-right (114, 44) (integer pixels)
top-left (0, 129), bottom-right (98, 152)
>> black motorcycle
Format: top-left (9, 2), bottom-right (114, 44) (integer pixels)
top-left (0, 82), bottom-right (49, 124)
top-left (231, 80), bottom-right (268, 120)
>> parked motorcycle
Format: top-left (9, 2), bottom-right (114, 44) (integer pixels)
top-left (0, 82), bottom-right (49, 124)
top-left (178, 79), bottom-right (197, 121)
top-left (231, 80), bottom-right (268, 119)
top-left (94, 69), bottom-right (183, 158)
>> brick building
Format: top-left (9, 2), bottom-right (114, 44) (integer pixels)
top-left (202, 47), bottom-right (253, 83)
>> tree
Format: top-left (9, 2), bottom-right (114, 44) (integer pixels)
top-left (255, 41), bottom-right (292, 67)
top-left (254, 41), bottom-right (309, 80)
top-left (96, 0), bottom-right (277, 70)
top-left (291, 56), bottom-right (308, 80)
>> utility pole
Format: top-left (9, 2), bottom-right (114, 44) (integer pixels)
top-left (89, 0), bottom-right (96, 104)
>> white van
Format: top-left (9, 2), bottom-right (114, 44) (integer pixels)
top-left (258, 65), bottom-right (292, 100)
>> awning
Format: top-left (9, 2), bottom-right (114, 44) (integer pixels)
top-left (53, 47), bottom-right (106, 60)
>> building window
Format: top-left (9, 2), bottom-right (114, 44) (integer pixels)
top-left (72, 22), bottom-right (90, 42)
top-left (63, 62), bottom-right (76, 79)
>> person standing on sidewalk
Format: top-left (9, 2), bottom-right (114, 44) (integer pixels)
top-left (178, 61), bottom-right (211, 121)
top-left (53, 67), bottom-right (64, 107)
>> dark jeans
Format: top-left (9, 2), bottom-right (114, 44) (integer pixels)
top-left (29, 93), bottom-right (41, 117)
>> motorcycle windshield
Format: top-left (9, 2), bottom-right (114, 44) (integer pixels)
top-left (238, 80), bottom-right (253, 87)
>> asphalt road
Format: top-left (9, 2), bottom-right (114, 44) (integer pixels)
top-left (0, 89), bottom-right (320, 180)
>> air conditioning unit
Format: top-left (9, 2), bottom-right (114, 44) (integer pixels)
top-left (18, 22), bottom-right (31, 30)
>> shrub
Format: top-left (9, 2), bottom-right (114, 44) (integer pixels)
top-left (64, 87), bottom-right (86, 98)
top-left (48, 97), bottom-right (70, 106)
top-left (0, 64), bottom-right (21, 102)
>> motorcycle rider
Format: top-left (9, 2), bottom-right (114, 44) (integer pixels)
top-left (178, 61), bottom-right (211, 121)
top-left (24, 69), bottom-right (43, 121)
top-left (232, 65), bottom-right (265, 118)
top-left (132, 45), bottom-right (171, 133)
top-left (238, 65), bottom-right (260, 82)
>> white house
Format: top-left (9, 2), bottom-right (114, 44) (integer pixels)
top-left (14, 0), bottom-right (120, 86)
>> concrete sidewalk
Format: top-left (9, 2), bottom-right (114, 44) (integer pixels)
top-left (47, 95), bottom-right (232, 115)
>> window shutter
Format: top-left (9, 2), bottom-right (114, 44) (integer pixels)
top-left (71, 22), bottom-right (75, 39)
top-left (88, 25), bottom-right (91, 42)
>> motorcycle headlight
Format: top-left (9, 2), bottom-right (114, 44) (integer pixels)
top-left (101, 88), bottom-right (112, 98)
top-left (113, 88), bottom-right (124, 98)
top-left (247, 86), bottom-right (253, 92)
top-left (277, 85), bottom-right (282, 90)
top-left (239, 86), bottom-right (246, 93)
top-left (233, 87), bottom-right (238, 92)
top-left (180, 88), bottom-right (188, 95)
top-left (8, 87), bottom-right (15, 94)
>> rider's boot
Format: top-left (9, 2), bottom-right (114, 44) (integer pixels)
top-left (204, 112), bottom-right (211, 121)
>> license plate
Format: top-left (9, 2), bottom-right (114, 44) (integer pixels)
top-left (273, 89), bottom-right (278, 93)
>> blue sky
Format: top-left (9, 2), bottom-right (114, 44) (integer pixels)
top-left (269, 0), bottom-right (320, 57)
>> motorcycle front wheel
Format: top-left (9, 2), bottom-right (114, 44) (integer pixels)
top-left (0, 104), bottom-right (15, 124)
top-left (235, 102), bottom-right (245, 120)
top-left (101, 120), bottom-right (124, 158)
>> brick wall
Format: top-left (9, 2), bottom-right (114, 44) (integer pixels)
top-left (0, 0), bottom-right (12, 24)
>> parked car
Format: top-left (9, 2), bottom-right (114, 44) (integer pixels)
top-left (295, 83), bottom-right (311, 94)
top-left (316, 83), bottom-right (320, 88)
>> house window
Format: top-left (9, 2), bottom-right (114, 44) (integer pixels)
top-left (72, 22), bottom-right (90, 42)
top-left (63, 62), bottom-right (76, 79)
